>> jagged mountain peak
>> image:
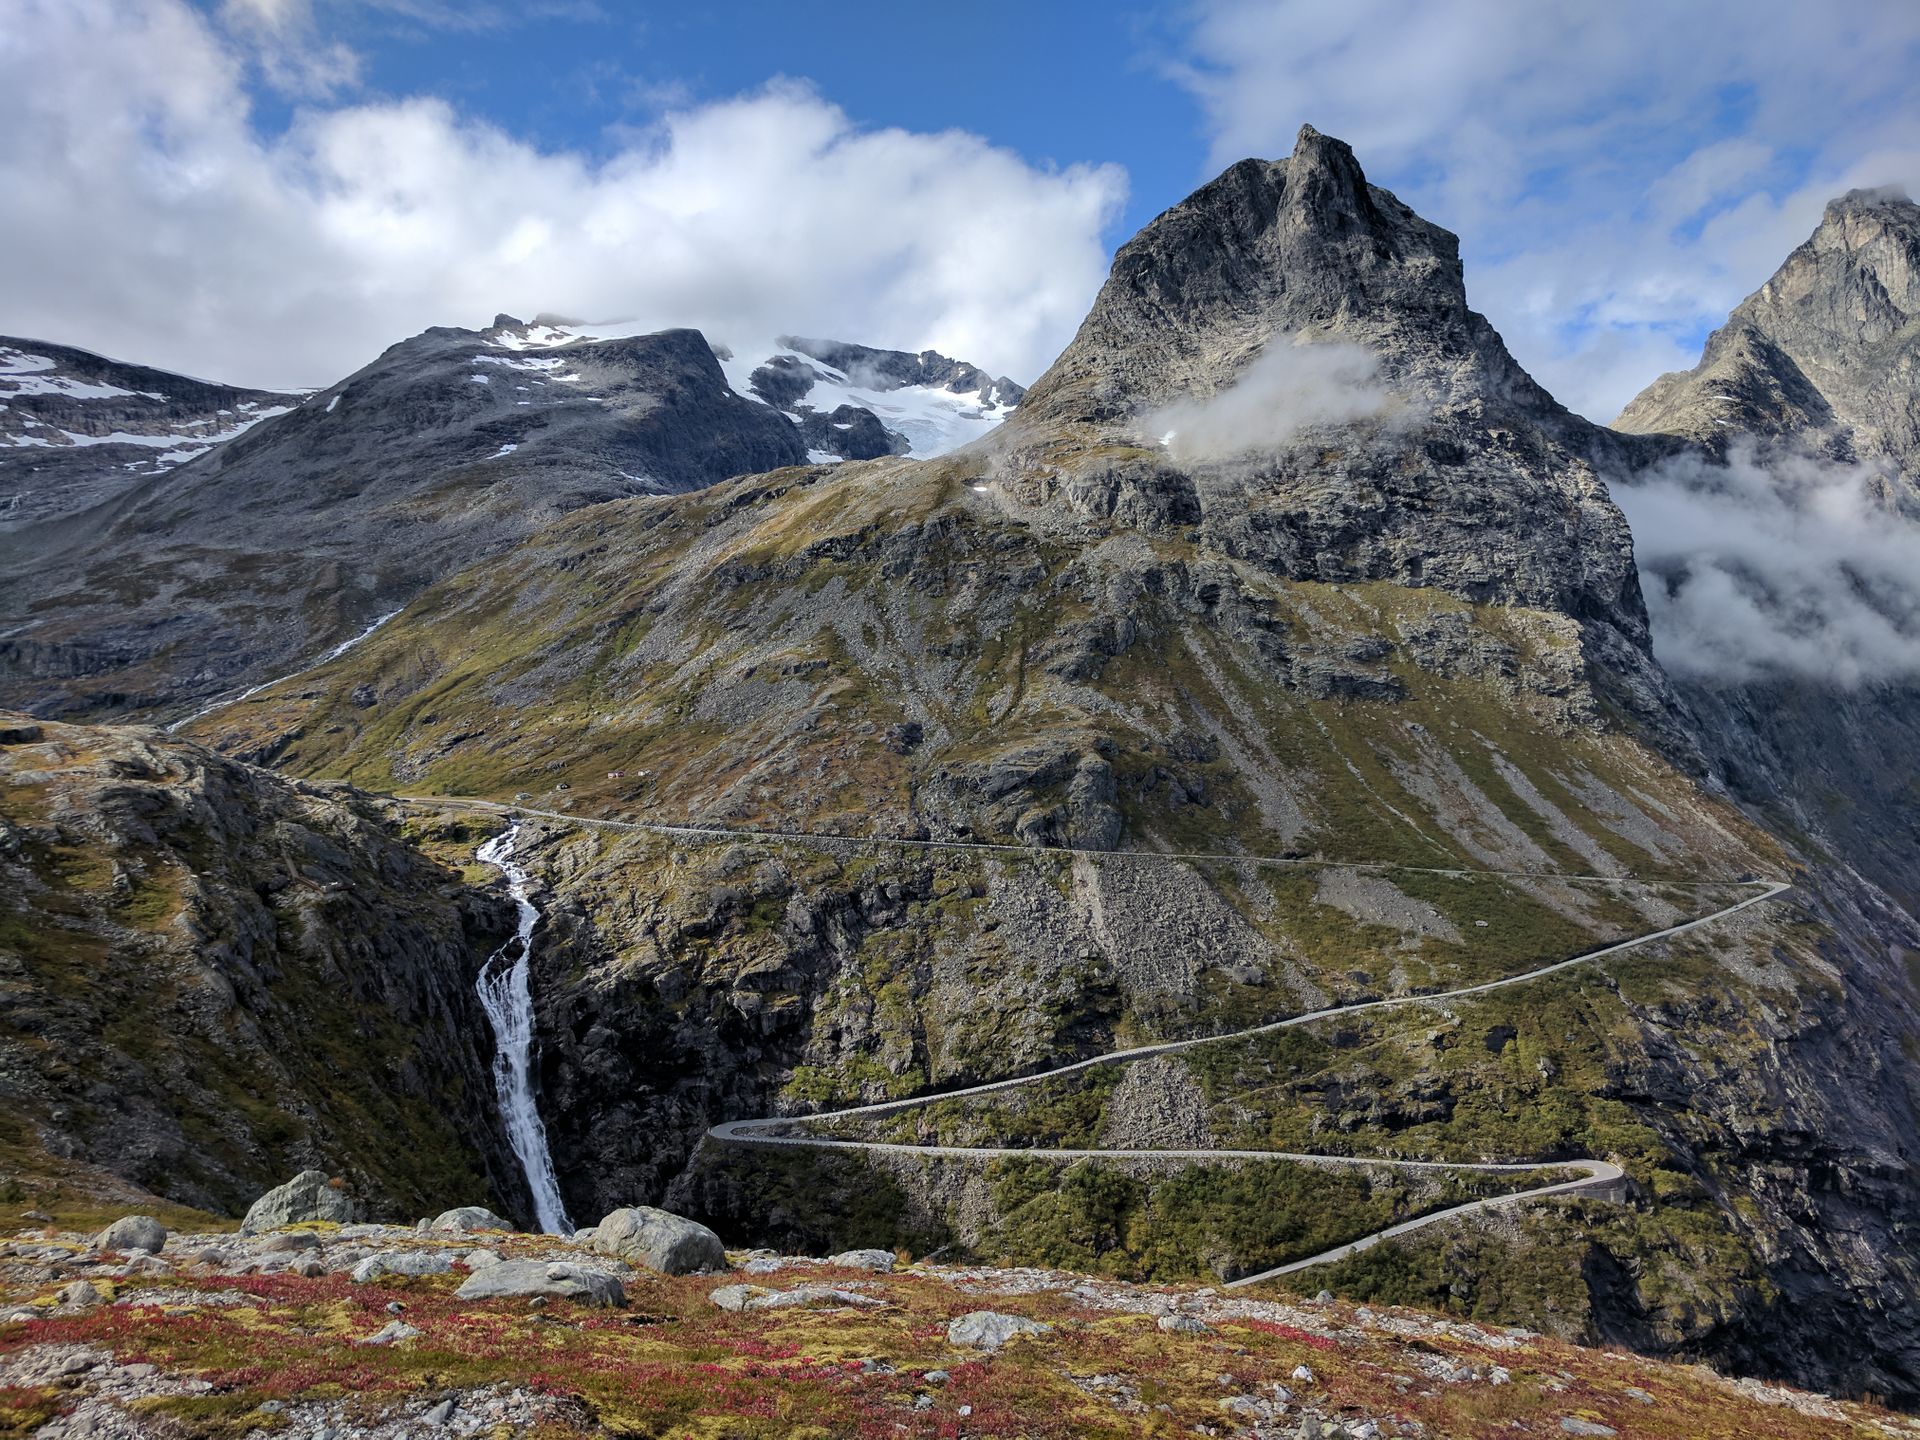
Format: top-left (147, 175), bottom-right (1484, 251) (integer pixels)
top-left (1013, 123), bottom-right (1556, 433)
top-left (1618, 180), bottom-right (1920, 475)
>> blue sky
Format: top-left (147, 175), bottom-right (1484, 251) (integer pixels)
top-left (9, 1), bottom-right (1920, 417)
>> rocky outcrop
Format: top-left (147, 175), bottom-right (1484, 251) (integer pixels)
top-left (0, 717), bottom-right (524, 1222)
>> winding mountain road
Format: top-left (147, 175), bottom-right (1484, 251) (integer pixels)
top-left (404, 794), bottom-right (1788, 1286)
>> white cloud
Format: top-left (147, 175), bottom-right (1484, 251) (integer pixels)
top-left (1170, 0), bottom-right (1920, 422)
top-left (1614, 441), bottom-right (1920, 686)
top-left (1148, 337), bottom-right (1394, 462)
top-left (0, 0), bottom-right (1124, 391)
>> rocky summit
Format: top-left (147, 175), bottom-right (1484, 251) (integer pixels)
top-left (3, 119), bottom-right (1920, 1440)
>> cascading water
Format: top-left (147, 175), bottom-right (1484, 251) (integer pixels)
top-left (475, 822), bottom-right (573, 1235)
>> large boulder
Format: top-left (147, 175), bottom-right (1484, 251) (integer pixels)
top-left (827, 1248), bottom-right (895, 1273)
top-left (428, 1206), bottom-right (513, 1234)
top-left (455, 1261), bottom-right (625, 1307)
top-left (350, 1251), bottom-right (453, 1283)
top-left (242, 1171), bottom-right (360, 1234)
top-left (588, 1207), bottom-right (726, 1275)
top-left (947, 1311), bottom-right (1051, 1349)
top-left (96, 1215), bottom-right (166, 1253)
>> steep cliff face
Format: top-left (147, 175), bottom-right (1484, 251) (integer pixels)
top-left (1618, 187), bottom-right (1920, 494)
top-left (0, 713), bottom-right (525, 1222)
top-left (170, 128), bottom-right (1920, 1403)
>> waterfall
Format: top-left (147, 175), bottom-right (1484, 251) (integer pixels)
top-left (475, 822), bottom-right (573, 1235)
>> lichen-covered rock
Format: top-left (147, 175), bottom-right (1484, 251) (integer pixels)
top-left (589, 1207), bottom-right (726, 1275)
top-left (350, 1251), bottom-right (452, 1283)
top-left (243, 1171), bottom-right (360, 1234)
top-left (826, 1249), bottom-right (895, 1273)
top-left (947, 1311), bottom-right (1051, 1349)
top-left (710, 1282), bottom-right (885, 1313)
top-left (95, 1216), bottom-right (166, 1254)
top-left (455, 1261), bottom-right (625, 1307)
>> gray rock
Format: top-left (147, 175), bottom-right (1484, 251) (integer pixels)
top-left (259, 1231), bottom-right (322, 1253)
top-left (55, 1280), bottom-right (103, 1308)
top-left (95, 1216), bottom-right (166, 1254)
top-left (351, 1251), bottom-right (452, 1283)
top-left (454, 1260), bottom-right (625, 1308)
top-left (358, 1320), bottom-right (421, 1346)
top-left (421, 1398), bottom-right (456, 1427)
top-left (946, 1311), bottom-right (1051, 1349)
top-left (589, 1206), bottom-right (726, 1275)
top-left (242, 1171), bottom-right (360, 1234)
top-left (463, 1248), bottom-right (503, 1270)
top-left (1559, 1422), bottom-right (1618, 1438)
top-left (710, 1282), bottom-right (885, 1313)
top-left (826, 1248), bottom-right (895, 1272)
top-left (429, 1206), bottom-right (512, 1234)
top-left (1157, 1314), bottom-right (1211, 1335)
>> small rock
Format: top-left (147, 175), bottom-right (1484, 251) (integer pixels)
top-left (709, 1283), bottom-right (775, 1313)
top-left (957, 1404), bottom-right (973, 1418)
top-left (358, 1320), bottom-right (421, 1346)
top-left (242, 1171), bottom-right (359, 1234)
top-left (96, 1215), bottom-right (166, 1254)
top-left (826, 1248), bottom-right (895, 1272)
top-left (259, 1231), bottom-right (323, 1254)
top-left (351, 1251), bottom-right (452, 1283)
top-left (1489, 1366), bottom-right (1512, 1386)
top-left (421, 1398), bottom-right (456, 1427)
top-left (946, 1310), bottom-right (1051, 1349)
top-left (1314, 1290), bottom-right (1334, 1305)
top-left (55, 1280), bottom-right (103, 1308)
top-left (1158, 1314), bottom-right (1211, 1335)
top-left (923, 1369), bottom-right (950, 1385)
top-left (1560, 1422), bottom-right (1618, 1438)
top-left (454, 1259), bottom-right (626, 1307)
top-left (291, 1257), bottom-right (326, 1278)
top-left (913, 1394), bottom-right (933, 1412)
top-left (1623, 1388), bottom-right (1655, 1404)
top-left (1291, 1364), bottom-right (1316, 1383)
top-left (429, 1206), bottom-right (512, 1234)
top-left (589, 1206), bottom-right (727, 1275)
top-left (20, 1210), bottom-right (52, 1223)
top-left (386, 1301), bottom-right (406, 1314)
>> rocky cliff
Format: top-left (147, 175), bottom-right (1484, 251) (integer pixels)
top-left (0, 713), bottom-right (524, 1223)
top-left (1618, 187), bottom-right (1920, 496)
top-left (161, 127), bottom-right (1920, 1405)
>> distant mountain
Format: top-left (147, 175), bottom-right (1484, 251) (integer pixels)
top-left (489, 318), bottom-right (1024, 461)
top-left (0, 337), bottom-right (294, 528)
top-left (0, 317), bottom-right (1023, 720)
top-left (1617, 186), bottom-right (1920, 498)
top-left (1614, 187), bottom-right (1920, 914)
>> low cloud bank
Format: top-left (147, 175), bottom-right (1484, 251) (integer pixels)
top-left (1614, 439), bottom-right (1920, 687)
top-left (1149, 339), bottom-right (1394, 462)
